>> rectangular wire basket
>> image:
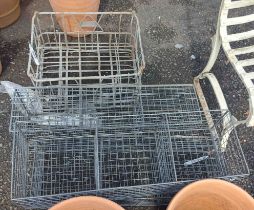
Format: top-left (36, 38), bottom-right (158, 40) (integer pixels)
top-left (11, 85), bottom-right (249, 209)
top-left (10, 84), bottom-right (200, 132)
top-left (27, 12), bottom-right (145, 86)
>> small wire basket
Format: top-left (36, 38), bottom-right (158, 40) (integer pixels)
top-left (27, 12), bottom-right (145, 86)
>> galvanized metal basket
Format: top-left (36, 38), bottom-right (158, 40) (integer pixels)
top-left (11, 85), bottom-right (249, 209)
top-left (27, 12), bottom-right (145, 86)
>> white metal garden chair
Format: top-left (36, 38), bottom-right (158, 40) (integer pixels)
top-left (195, 0), bottom-right (254, 139)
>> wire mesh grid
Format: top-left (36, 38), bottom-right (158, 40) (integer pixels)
top-left (97, 114), bottom-right (176, 189)
top-left (9, 84), bottom-right (200, 132)
top-left (10, 85), bottom-right (249, 209)
top-left (28, 12), bottom-right (145, 86)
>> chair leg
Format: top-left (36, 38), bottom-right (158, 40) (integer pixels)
top-left (196, 31), bottom-right (222, 79)
top-left (194, 73), bottom-right (232, 152)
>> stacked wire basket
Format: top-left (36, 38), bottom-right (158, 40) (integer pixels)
top-left (11, 12), bottom-right (249, 209)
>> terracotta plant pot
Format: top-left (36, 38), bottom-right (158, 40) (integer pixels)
top-left (0, 0), bottom-right (20, 28)
top-left (167, 179), bottom-right (254, 210)
top-left (49, 196), bottom-right (125, 210)
top-left (49, 0), bottom-right (100, 37)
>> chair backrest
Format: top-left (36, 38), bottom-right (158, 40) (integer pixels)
top-left (220, 0), bottom-right (254, 127)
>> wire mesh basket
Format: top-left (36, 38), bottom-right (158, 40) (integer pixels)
top-left (10, 84), bottom-right (201, 132)
top-left (11, 85), bottom-right (249, 209)
top-left (27, 12), bottom-right (145, 86)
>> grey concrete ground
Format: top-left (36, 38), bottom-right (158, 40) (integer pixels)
top-left (0, 0), bottom-right (253, 209)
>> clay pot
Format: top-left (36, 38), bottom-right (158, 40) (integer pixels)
top-left (49, 0), bottom-right (100, 37)
top-left (167, 179), bottom-right (254, 210)
top-left (49, 196), bottom-right (125, 210)
top-left (0, 0), bottom-right (20, 28)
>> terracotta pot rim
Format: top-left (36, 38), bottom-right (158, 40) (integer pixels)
top-left (50, 196), bottom-right (125, 210)
top-left (167, 179), bottom-right (254, 210)
top-left (49, 0), bottom-right (100, 10)
top-left (0, 0), bottom-right (20, 18)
